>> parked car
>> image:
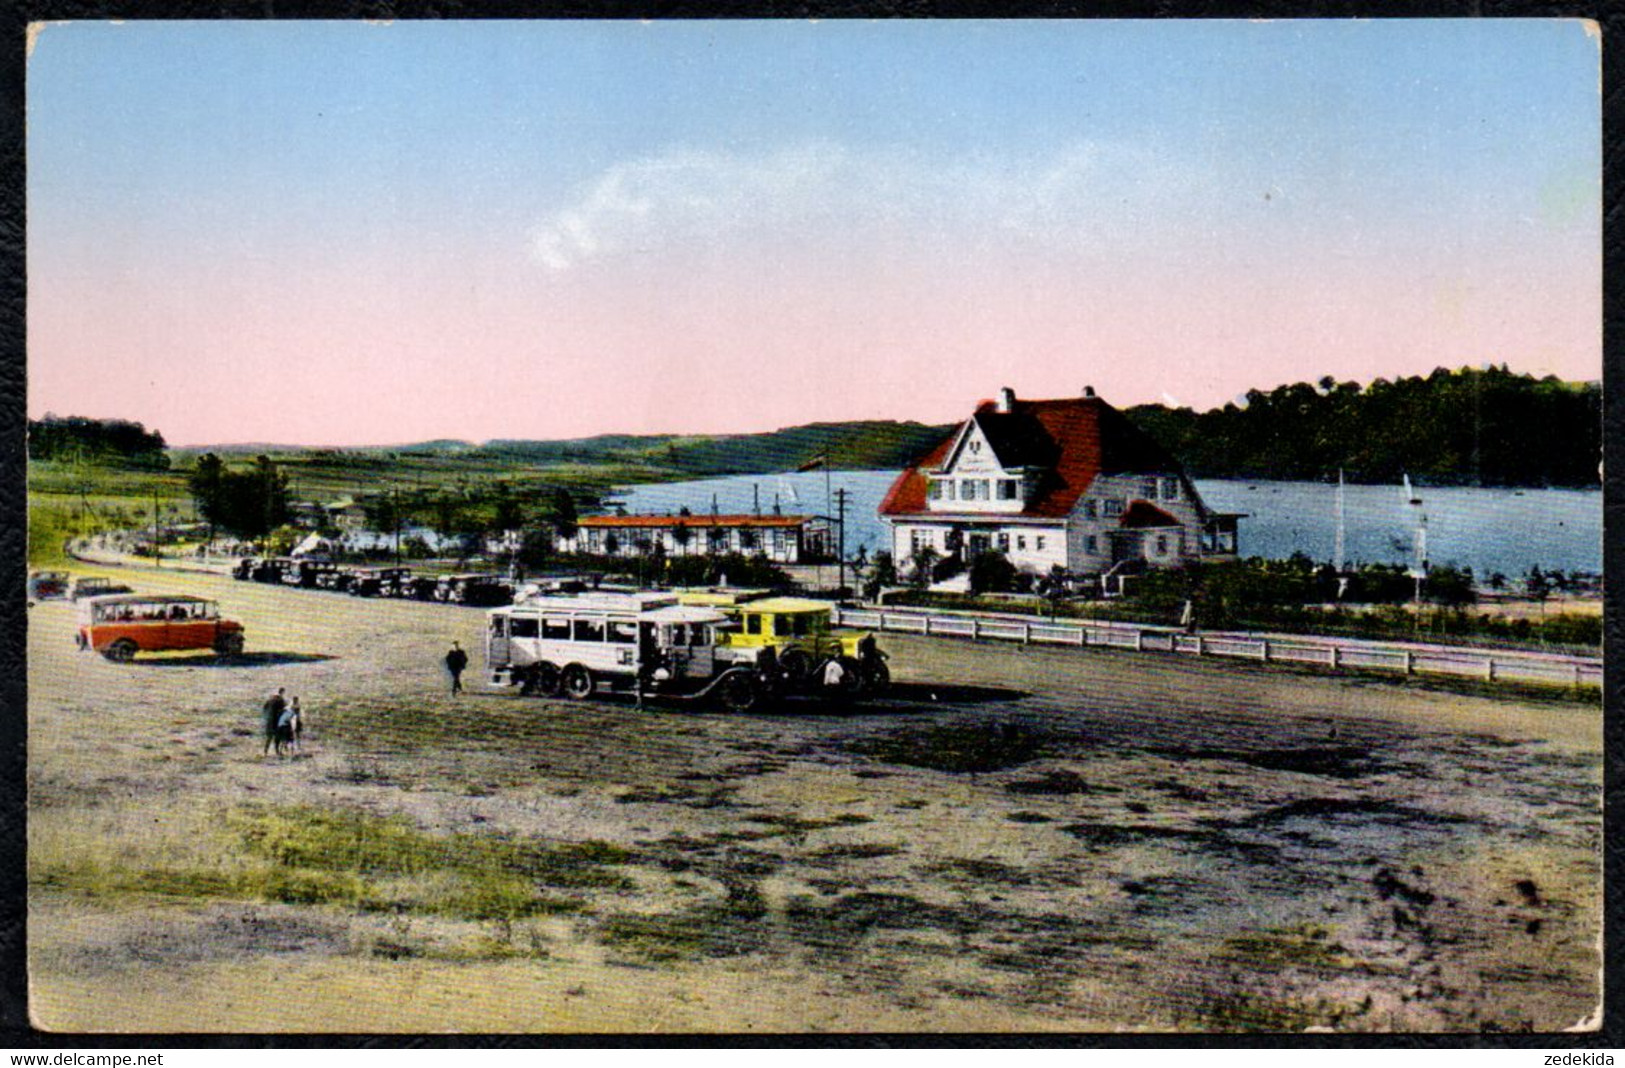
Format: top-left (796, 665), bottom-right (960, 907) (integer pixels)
top-left (436, 574), bottom-right (512, 607)
top-left (76, 594), bottom-right (245, 662)
top-left (28, 571), bottom-right (70, 601)
top-left (283, 560), bottom-right (339, 589)
top-left (71, 576), bottom-right (134, 602)
top-left (349, 567), bottom-right (411, 598)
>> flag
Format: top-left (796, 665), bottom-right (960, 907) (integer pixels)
top-left (797, 452), bottom-right (828, 472)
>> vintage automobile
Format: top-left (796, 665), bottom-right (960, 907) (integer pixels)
top-left (402, 575), bottom-right (443, 601)
top-left (435, 573), bottom-right (512, 607)
top-left (28, 571), bottom-right (71, 601)
top-left (485, 590), bottom-right (777, 712)
top-left (76, 594), bottom-right (245, 661)
top-left (282, 560), bottom-right (341, 589)
top-left (313, 567), bottom-right (354, 593)
top-left (348, 567), bottom-right (412, 598)
top-left (233, 557), bottom-right (294, 584)
top-left (70, 576), bottom-right (135, 602)
top-left (675, 591), bottom-right (889, 694)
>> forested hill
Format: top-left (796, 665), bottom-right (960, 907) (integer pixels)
top-left (28, 415), bottom-right (169, 469)
top-left (483, 420), bottom-right (954, 476)
top-left (1124, 367), bottom-right (1600, 487)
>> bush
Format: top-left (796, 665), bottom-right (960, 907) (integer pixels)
top-left (968, 551), bottom-right (1018, 594)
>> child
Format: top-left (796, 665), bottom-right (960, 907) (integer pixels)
top-left (277, 697), bottom-right (303, 756)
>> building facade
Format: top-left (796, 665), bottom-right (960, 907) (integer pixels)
top-left (557, 514), bottom-right (832, 564)
top-left (879, 387), bottom-right (1240, 582)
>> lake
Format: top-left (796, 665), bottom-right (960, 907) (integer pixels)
top-left (609, 472), bottom-right (1602, 578)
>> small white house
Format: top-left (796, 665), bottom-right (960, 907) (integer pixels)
top-left (879, 387), bottom-right (1240, 581)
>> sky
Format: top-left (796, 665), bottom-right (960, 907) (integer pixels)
top-left (27, 19), bottom-right (1601, 447)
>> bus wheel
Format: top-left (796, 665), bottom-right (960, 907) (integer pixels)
top-left (561, 664), bottom-right (594, 700)
top-left (533, 662), bottom-right (562, 698)
top-left (213, 633), bottom-right (245, 659)
top-left (862, 658), bottom-right (891, 694)
top-left (105, 639), bottom-right (138, 663)
top-left (717, 671), bottom-right (760, 714)
top-left (778, 649), bottom-right (813, 686)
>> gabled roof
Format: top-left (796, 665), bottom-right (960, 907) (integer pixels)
top-left (879, 395), bottom-right (1186, 519)
top-left (1119, 501), bottom-right (1182, 529)
top-left (967, 410), bottom-right (1059, 470)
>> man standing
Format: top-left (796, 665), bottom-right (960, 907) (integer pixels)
top-left (262, 687), bottom-right (287, 756)
top-left (445, 641), bottom-right (469, 696)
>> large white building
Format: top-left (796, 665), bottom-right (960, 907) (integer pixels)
top-left (557, 514), bottom-right (833, 564)
top-left (879, 387), bottom-right (1240, 582)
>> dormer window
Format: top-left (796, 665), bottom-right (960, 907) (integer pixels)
top-left (969, 441), bottom-right (982, 455)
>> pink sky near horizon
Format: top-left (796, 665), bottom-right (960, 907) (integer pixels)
top-left (26, 23), bottom-right (1600, 450)
top-left (28, 231), bottom-right (1599, 448)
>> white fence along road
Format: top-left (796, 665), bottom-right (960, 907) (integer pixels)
top-left (832, 606), bottom-right (1603, 688)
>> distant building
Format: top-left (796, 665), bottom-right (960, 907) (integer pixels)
top-left (291, 497), bottom-right (368, 532)
top-left (879, 387), bottom-right (1240, 585)
top-left (557, 514), bottom-right (833, 564)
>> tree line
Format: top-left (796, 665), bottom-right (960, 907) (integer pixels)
top-left (28, 415), bottom-right (169, 469)
top-left (1125, 365), bottom-right (1601, 486)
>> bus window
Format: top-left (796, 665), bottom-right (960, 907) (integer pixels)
top-left (691, 625), bottom-right (708, 645)
top-left (573, 618), bottom-right (605, 642)
top-left (668, 624), bottom-right (687, 646)
top-left (773, 615), bottom-right (789, 637)
top-left (510, 618), bottom-right (539, 639)
top-left (745, 615), bottom-right (761, 635)
top-left (489, 617), bottom-right (507, 637)
top-left (608, 621), bottom-right (637, 644)
top-left (542, 618), bottom-right (570, 640)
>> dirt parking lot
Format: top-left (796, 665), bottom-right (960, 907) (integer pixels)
top-left (28, 564), bottom-right (1602, 1032)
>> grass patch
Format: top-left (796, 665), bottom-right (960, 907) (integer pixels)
top-left (227, 804), bottom-right (632, 891)
top-left (1196, 991), bottom-right (1364, 1032)
top-left (1218, 924), bottom-right (1353, 971)
top-left (33, 804), bottom-right (629, 926)
top-left (850, 721), bottom-right (1050, 774)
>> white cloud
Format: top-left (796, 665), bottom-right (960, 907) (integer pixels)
top-left (527, 139), bottom-right (1205, 272)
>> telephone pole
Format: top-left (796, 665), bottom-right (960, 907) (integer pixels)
top-left (833, 488), bottom-right (849, 595)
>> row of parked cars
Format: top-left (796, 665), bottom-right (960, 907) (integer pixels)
top-left (29, 571), bottom-right (135, 604)
top-left (231, 558), bottom-right (513, 606)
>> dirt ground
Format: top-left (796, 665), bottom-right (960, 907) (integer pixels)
top-left (27, 563), bottom-right (1603, 1033)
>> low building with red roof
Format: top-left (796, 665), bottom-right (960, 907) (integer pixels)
top-left (557, 513), bottom-right (833, 563)
top-left (878, 387), bottom-right (1241, 584)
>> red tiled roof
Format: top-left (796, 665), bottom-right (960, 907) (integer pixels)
top-left (1119, 501), bottom-right (1182, 528)
top-left (578, 514), bottom-right (814, 529)
top-left (879, 395), bottom-right (1185, 519)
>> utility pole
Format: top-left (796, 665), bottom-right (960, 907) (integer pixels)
top-left (833, 488), bottom-right (849, 596)
top-left (152, 484), bottom-right (161, 565)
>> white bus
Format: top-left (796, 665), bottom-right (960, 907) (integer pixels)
top-left (484, 591), bottom-right (777, 712)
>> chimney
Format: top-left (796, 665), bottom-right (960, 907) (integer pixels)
top-left (1082, 385), bottom-right (1096, 398)
top-left (996, 387), bottom-right (1016, 413)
